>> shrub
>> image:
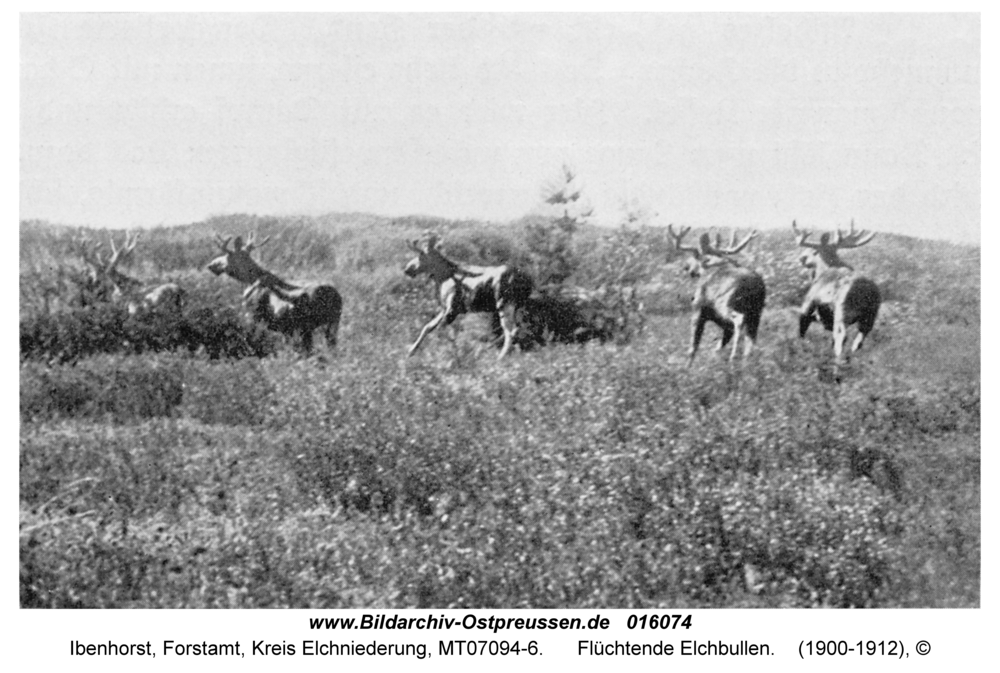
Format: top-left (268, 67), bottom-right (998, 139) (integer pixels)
top-left (20, 303), bottom-right (131, 363)
top-left (511, 286), bottom-right (643, 348)
top-left (20, 355), bottom-right (185, 423)
top-left (19, 301), bottom-right (278, 363)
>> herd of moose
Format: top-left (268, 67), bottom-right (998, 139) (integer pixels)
top-left (74, 220), bottom-right (882, 365)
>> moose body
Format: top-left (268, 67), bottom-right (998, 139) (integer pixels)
top-left (208, 233), bottom-right (341, 354)
top-left (691, 264), bottom-right (767, 357)
top-left (669, 225), bottom-right (766, 362)
top-left (106, 269), bottom-right (185, 315)
top-left (243, 281), bottom-right (342, 351)
top-left (76, 232), bottom-right (185, 315)
top-left (404, 233), bottom-right (533, 358)
top-left (136, 282), bottom-right (186, 314)
top-left (793, 221), bottom-right (881, 362)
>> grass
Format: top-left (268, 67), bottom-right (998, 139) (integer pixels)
top-left (19, 215), bottom-right (979, 608)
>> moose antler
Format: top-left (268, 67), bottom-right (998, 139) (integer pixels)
top-left (217, 232), bottom-right (270, 254)
top-left (668, 224), bottom-right (702, 255)
top-left (410, 231), bottom-right (441, 253)
top-left (245, 232), bottom-right (270, 253)
top-left (793, 220), bottom-right (875, 250)
top-left (106, 232), bottom-right (139, 271)
top-left (791, 220), bottom-right (819, 248)
top-left (707, 229), bottom-right (758, 256)
top-left (673, 225), bottom-right (757, 258)
top-left (832, 219), bottom-right (876, 249)
top-left (73, 231), bottom-right (106, 270)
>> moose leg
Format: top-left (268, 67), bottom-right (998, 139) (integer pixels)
top-left (301, 329), bottom-right (315, 355)
top-left (689, 310), bottom-right (708, 363)
top-left (717, 320), bottom-right (735, 352)
top-left (728, 313), bottom-right (745, 361)
top-left (852, 311), bottom-right (876, 353)
top-left (832, 314), bottom-right (848, 363)
top-left (851, 331), bottom-right (867, 353)
top-left (743, 309), bottom-right (761, 357)
top-left (325, 321), bottom-right (338, 349)
top-left (798, 300), bottom-right (817, 338)
top-left (408, 310), bottom-right (448, 356)
top-left (497, 303), bottom-right (519, 358)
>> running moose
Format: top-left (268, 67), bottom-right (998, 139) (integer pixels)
top-left (668, 225), bottom-right (767, 363)
top-left (403, 232), bottom-right (534, 358)
top-left (792, 220), bottom-right (881, 363)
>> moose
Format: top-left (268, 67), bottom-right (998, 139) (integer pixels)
top-left (75, 232), bottom-right (185, 315)
top-left (207, 232), bottom-right (342, 353)
top-left (403, 232), bottom-right (534, 358)
top-left (668, 225), bottom-right (767, 363)
top-left (792, 220), bottom-right (881, 362)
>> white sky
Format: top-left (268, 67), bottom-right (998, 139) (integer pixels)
top-left (19, 13), bottom-right (980, 242)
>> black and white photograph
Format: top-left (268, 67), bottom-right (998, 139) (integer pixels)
top-left (19, 9), bottom-right (981, 637)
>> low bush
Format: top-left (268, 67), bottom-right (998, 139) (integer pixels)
top-left (241, 348), bottom-right (950, 607)
top-left (17, 326), bottom-right (980, 608)
top-left (511, 286), bottom-right (644, 348)
top-left (20, 355), bottom-right (185, 423)
top-left (19, 301), bottom-right (278, 363)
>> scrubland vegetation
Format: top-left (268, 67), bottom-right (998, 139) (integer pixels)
top-left (19, 211), bottom-right (979, 608)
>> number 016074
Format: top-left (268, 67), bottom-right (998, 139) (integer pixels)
top-left (626, 614), bottom-right (693, 630)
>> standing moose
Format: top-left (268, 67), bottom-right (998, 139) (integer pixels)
top-left (792, 220), bottom-right (881, 363)
top-left (207, 233), bottom-right (342, 353)
top-left (668, 225), bottom-right (767, 363)
top-left (75, 231), bottom-right (185, 314)
top-left (403, 232), bottom-right (534, 358)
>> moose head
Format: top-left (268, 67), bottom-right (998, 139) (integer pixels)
top-left (207, 232), bottom-right (272, 283)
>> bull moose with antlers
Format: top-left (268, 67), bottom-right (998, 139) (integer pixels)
top-left (792, 220), bottom-right (881, 363)
top-left (404, 232), bottom-right (534, 358)
top-left (75, 231), bottom-right (185, 314)
top-left (668, 225), bottom-right (767, 363)
top-left (207, 232), bottom-right (342, 354)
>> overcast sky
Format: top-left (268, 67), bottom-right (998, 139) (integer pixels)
top-left (20, 13), bottom-right (980, 243)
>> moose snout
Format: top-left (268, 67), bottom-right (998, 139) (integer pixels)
top-left (681, 261), bottom-right (701, 278)
top-left (403, 260), bottom-right (420, 277)
top-left (206, 257), bottom-right (227, 276)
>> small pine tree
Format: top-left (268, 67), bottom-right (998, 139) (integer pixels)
top-left (541, 164), bottom-right (593, 233)
top-left (525, 164), bottom-right (594, 287)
